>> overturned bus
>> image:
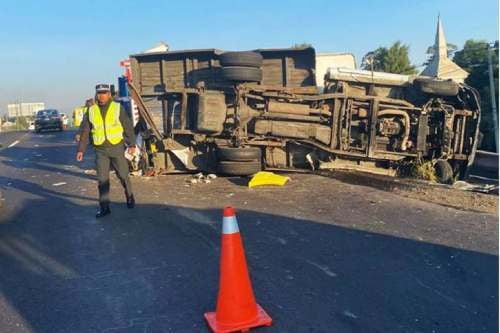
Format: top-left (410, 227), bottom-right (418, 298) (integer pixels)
top-left (127, 47), bottom-right (481, 184)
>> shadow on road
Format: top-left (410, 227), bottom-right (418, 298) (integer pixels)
top-left (0, 181), bottom-right (497, 333)
top-left (0, 175), bottom-right (96, 204)
top-left (0, 144), bottom-right (95, 182)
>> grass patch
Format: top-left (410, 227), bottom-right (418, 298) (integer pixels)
top-left (398, 160), bottom-right (437, 182)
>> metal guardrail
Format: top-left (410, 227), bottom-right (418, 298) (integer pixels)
top-left (470, 150), bottom-right (499, 180)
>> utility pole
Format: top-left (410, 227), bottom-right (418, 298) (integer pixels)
top-left (487, 42), bottom-right (498, 152)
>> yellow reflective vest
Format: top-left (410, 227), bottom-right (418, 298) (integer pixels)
top-left (88, 101), bottom-right (124, 145)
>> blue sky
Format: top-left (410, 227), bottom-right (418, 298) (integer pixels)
top-left (0, 0), bottom-right (498, 115)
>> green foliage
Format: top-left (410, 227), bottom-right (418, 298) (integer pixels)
top-left (362, 41), bottom-right (418, 75)
top-left (398, 160), bottom-right (437, 182)
top-left (412, 161), bottom-right (438, 183)
top-left (291, 43), bottom-right (313, 49)
top-left (454, 39), bottom-right (499, 151)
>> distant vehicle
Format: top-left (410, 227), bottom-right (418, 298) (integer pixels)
top-left (34, 109), bottom-right (63, 133)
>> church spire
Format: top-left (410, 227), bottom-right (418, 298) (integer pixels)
top-left (421, 15), bottom-right (469, 83)
top-left (435, 15), bottom-right (448, 59)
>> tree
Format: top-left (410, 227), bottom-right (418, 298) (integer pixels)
top-left (362, 41), bottom-right (417, 75)
top-left (291, 43), bottom-right (312, 49)
top-left (454, 39), bottom-right (499, 151)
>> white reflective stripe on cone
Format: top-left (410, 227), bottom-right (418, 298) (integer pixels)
top-left (222, 216), bottom-right (240, 234)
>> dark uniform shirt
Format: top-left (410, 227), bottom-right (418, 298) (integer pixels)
top-left (77, 101), bottom-right (136, 153)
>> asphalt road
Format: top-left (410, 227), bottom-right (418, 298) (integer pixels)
top-left (0, 130), bottom-right (498, 333)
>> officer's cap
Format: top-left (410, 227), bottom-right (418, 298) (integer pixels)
top-left (95, 84), bottom-right (112, 93)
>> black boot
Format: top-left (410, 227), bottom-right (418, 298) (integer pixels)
top-left (126, 194), bottom-right (135, 209)
top-left (96, 205), bottom-right (111, 218)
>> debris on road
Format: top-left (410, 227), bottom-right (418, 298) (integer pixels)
top-left (185, 173), bottom-right (217, 185)
top-left (452, 181), bottom-right (499, 194)
top-left (144, 169), bottom-right (156, 177)
top-left (83, 169), bottom-right (96, 175)
top-left (52, 182), bottom-right (67, 186)
top-left (249, 171), bottom-right (290, 188)
top-left (317, 170), bottom-right (497, 214)
top-left (130, 170), bottom-right (143, 177)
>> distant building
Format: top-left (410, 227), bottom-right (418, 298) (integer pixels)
top-left (7, 102), bottom-right (45, 118)
top-left (421, 16), bottom-right (469, 83)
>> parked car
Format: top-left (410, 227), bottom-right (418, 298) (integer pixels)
top-left (34, 109), bottom-right (63, 133)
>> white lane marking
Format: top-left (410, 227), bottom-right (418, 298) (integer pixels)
top-left (173, 207), bottom-right (217, 230)
top-left (343, 310), bottom-right (358, 319)
top-left (8, 140), bottom-right (20, 148)
top-left (414, 277), bottom-right (466, 308)
top-left (276, 237), bottom-right (287, 245)
top-left (306, 260), bottom-right (338, 277)
top-left (169, 207), bottom-right (219, 250)
top-left (52, 182), bottom-right (67, 186)
top-left (8, 238), bottom-right (79, 279)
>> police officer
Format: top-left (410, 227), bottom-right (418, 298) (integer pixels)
top-left (76, 84), bottom-right (136, 218)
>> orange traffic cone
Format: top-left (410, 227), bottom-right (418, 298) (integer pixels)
top-left (204, 207), bottom-right (273, 332)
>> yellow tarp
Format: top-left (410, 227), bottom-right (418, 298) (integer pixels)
top-left (248, 171), bottom-right (290, 188)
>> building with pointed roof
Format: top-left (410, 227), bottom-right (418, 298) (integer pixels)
top-left (142, 41), bottom-right (169, 54)
top-left (421, 17), bottom-right (469, 83)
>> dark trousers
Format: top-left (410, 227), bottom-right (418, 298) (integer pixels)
top-left (95, 145), bottom-right (133, 206)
